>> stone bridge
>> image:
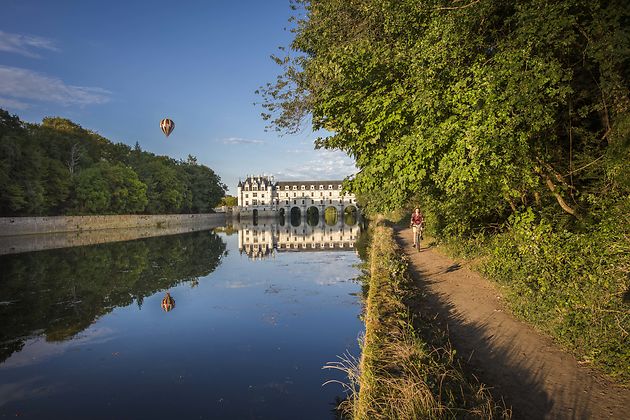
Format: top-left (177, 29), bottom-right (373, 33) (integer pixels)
top-left (234, 175), bottom-right (359, 219)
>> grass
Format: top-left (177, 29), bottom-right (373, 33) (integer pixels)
top-left (336, 223), bottom-right (510, 419)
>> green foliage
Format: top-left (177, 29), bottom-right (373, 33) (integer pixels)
top-left (0, 109), bottom-right (226, 215)
top-left (263, 0), bottom-right (630, 383)
top-left (479, 206), bottom-right (630, 381)
top-left (219, 195), bottom-right (238, 207)
top-left (74, 162), bottom-right (148, 214)
top-left (263, 0), bottom-right (630, 232)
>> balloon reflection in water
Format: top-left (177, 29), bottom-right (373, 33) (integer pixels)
top-left (161, 292), bottom-right (175, 312)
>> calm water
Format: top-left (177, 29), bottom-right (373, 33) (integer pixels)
top-left (0, 220), bottom-right (364, 419)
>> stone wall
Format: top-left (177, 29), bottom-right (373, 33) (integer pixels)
top-left (0, 214), bottom-right (225, 236)
top-left (0, 214), bottom-right (226, 255)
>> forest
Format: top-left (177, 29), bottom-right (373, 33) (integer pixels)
top-left (262, 0), bottom-right (630, 380)
top-left (0, 109), bottom-right (226, 216)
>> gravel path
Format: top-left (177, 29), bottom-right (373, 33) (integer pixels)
top-left (396, 227), bottom-right (630, 420)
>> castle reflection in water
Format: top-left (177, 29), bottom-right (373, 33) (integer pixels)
top-left (237, 217), bottom-right (362, 260)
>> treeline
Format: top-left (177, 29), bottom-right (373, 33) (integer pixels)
top-left (0, 109), bottom-right (226, 216)
top-left (264, 1), bottom-right (629, 381)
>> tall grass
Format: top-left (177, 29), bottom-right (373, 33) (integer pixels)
top-left (340, 224), bottom-right (509, 419)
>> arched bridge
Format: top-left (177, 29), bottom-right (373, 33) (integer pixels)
top-left (235, 175), bottom-right (359, 219)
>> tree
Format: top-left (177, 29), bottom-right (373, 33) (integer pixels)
top-left (0, 109), bottom-right (225, 216)
top-left (219, 195), bottom-right (238, 207)
top-left (262, 0), bottom-right (630, 234)
top-left (73, 162), bottom-right (148, 214)
top-left (74, 164), bottom-right (111, 213)
top-left (137, 160), bottom-right (186, 214)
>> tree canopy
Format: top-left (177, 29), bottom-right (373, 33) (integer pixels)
top-left (0, 110), bottom-right (226, 216)
top-left (262, 0), bottom-right (629, 234)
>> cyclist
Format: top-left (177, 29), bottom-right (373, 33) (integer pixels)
top-left (410, 208), bottom-right (425, 248)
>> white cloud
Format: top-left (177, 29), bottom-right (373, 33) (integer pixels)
top-left (0, 65), bottom-right (111, 107)
top-left (274, 149), bottom-right (357, 180)
top-left (0, 96), bottom-right (30, 110)
top-left (0, 30), bottom-right (58, 58)
top-left (221, 137), bottom-right (265, 145)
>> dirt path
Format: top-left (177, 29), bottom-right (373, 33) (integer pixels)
top-left (395, 227), bottom-right (630, 420)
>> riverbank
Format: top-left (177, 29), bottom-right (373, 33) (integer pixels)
top-left (396, 226), bottom-right (630, 419)
top-left (349, 223), bottom-right (507, 419)
top-left (0, 213), bottom-right (225, 255)
top-left (0, 213), bottom-right (225, 236)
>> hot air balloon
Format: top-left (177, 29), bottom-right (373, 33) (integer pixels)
top-left (161, 292), bottom-right (175, 312)
top-left (160, 118), bottom-right (175, 137)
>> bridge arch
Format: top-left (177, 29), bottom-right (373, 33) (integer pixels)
top-left (324, 206), bottom-right (338, 226)
top-left (290, 207), bottom-right (301, 227)
top-left (343, 205), bottom-right (358, 226)
top-left (252, 209), bottom-right (259, 225)
top-left (306, 206), bottom-right (320, 227)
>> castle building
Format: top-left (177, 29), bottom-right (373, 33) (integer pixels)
top-left (235, 175), bottom-right (358, 218)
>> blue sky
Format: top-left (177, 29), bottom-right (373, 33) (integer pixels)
top-left (0, 0), bottom-right (356, 193)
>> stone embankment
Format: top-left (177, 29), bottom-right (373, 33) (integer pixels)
top-left (0, 214), bottom-right (225, 255)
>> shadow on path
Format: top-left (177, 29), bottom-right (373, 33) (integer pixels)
top-left (396, 227), bottom-right (630, 420)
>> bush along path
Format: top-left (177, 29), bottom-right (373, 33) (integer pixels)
top-left (396, 227), bottom-right (630, 419)
top-left (345, 224), bottom-right (509, 419)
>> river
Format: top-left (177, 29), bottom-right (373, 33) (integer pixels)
top-left (0, 219), bottom-right (364, 419)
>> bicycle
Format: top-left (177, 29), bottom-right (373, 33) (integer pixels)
top-left (411, 223), bottom-right (424, 250)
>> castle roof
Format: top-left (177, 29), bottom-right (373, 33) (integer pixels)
top-left (276, 180), bottom-right (344, 187)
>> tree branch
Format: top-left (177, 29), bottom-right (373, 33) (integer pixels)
top-left (543, 174), bottom-right (579, 218)
top-left (436, 0), bottom-right (481, 11)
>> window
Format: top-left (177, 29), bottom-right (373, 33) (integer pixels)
top-left (285, 200), bottom-right (289, 205)
top-left (261, 194), bottom-right (264, 198)
top-left (301, 185), bottom-right (305, 190)
top-left (329, 192), bottom-right (332, 196)
top-left (245, 186), bottom-right (249, 191)
top-left (245, 201), bottom-right (249, 205)
top-left (245, 194), bottom-right (248, 198)
top-left (310, 185), bottom-right (315, 190)
top-left (293, 192), bottom-right (297, 197)
top-left (319, 185), bottom-right (324, 190)
top-left (253, 193), bottom-right (257, 197)
top-left (292, 185), bottom-right (297, 190)
top-left (302, 200), bottom-right (304, 204)
top-left (338, 185), bottom-right (342, 189)
top-left (285, 186), bottom-right (289, 190)
top-left (328, 185), bottom-right (333, 189)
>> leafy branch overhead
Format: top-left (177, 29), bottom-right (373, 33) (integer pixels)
top-left (260, 0), bottom-right (630, 232)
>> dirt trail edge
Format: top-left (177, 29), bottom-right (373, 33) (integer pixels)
top-left (395, 227), bottom-right (630, 420)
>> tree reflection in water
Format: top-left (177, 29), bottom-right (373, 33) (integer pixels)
top-left (0, 230), bottom-right (226, 363)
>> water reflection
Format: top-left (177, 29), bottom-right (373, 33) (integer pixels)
top-left (0, 230), bottom-right (226, 363)
top-left (161, 292), bottom-right (176, 312)
top-left (237, 219), bottom-right (362, 260)
top-left (0, 227), bottom-right (363, 419)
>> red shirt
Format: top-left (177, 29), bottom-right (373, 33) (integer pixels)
top-left (411, 212), bottom-right (424, 226)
